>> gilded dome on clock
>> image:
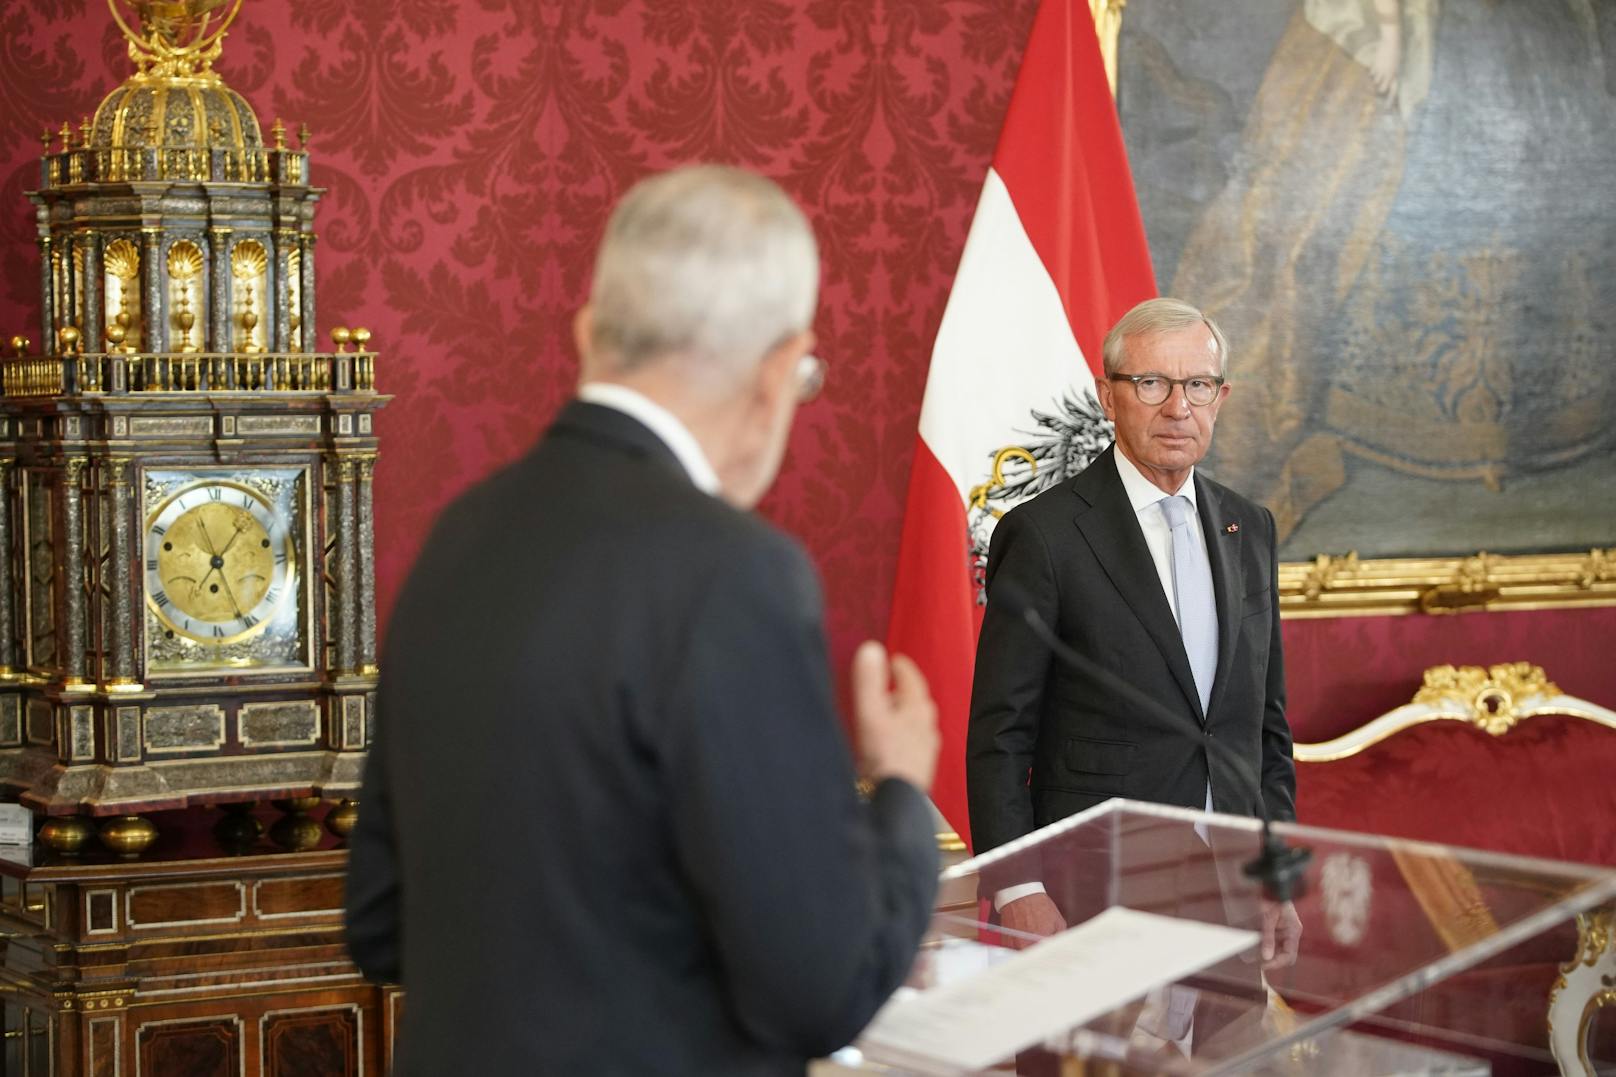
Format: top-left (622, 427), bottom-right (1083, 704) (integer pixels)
top-left (89, 75), bottom-right (263, 153)
top-left (88, 0), bottom-right (262, 153)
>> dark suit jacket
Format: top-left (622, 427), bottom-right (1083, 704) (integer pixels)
top-left (345, 401), bottom-right (938, 1076)
top-left (966, 445), bottom-right (1295, 857)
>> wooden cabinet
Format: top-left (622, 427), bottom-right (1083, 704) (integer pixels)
top-left (0, 805), bottom-right (394, 1076)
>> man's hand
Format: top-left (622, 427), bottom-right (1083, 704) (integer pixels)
top-left (852, 641), bottom-right (939, 792)
top-left (998, 892), bottom-right (1067, 950)
top-left (1260, 899), bottom-right (1302, 971)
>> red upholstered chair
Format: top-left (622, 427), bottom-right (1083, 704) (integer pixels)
top-left (1292, 663), bottom-right (1616, 1076)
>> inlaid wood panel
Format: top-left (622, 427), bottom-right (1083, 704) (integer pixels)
top-left (137, 1016), bottom-right (241, 1077)
top-left (262, 1006), bottom-right (359, 1077)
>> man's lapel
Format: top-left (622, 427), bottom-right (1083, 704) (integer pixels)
top-left (1195, 475), bottom-right (1244, 720)
top-left (1070, 447), bottom-right (1204, 720)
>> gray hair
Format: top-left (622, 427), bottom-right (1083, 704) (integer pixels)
top-left (587, 165), bottom-right (819, 377)
top-left (1101, 297), bottom-right (1228, 375)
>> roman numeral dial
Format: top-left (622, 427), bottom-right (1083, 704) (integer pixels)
top-left (144, 480), bottom-right (294, 645)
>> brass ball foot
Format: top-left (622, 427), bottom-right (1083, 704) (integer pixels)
top-left (38, 816), bottom-right (93, 855)
top-left (272, 795), bottom-right (323, 814)
top-left (99, 815), bottom-right (157, 858)
top-left (325, 798), bottom-right (358, 838)
top-left (269, 813), bottom-right (323, 851)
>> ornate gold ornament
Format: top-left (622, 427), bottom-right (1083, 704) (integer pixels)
top-left (1412, 662), bottom-right (1558, 735)
top-left (1278, 547), bottom-right (1616, 617)
top-left (104, 238), bottom-right (142, 353)
top-left (106, 0), bottom-right (244, 79)
top-left (230, 239), bottom-right (268, 353)
top-left (167, 240), bottom-right (203, 353)
top-left (1548, 905), bottom-right (1616, 1074)
top-left (1293, 662), bottom-right (1616, 761)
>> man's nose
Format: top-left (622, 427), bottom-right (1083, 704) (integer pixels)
top-left (1160, 385), bottom-right (1193, 418)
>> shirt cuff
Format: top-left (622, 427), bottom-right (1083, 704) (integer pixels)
top-left (992, 881), bottom-right (1048, 911)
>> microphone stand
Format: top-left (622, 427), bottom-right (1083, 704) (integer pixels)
top-left (1012, 598), bottom-right (1312, 903)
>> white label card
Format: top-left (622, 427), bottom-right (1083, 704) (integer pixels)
top-left (857, 906), bottom-right (1258, 1074)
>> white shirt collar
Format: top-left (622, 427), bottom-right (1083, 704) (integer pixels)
top-left (576, 382), bottom-right (721, 496)
top-left (1113, 446), bottom-right (1197, 514)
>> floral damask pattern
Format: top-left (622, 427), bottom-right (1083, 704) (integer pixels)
top-left (6, 2), bottom-right (1605, 720)
top-left (0, 0), bottom-right (1039, 679)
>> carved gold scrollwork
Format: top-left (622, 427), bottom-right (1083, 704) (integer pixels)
top-left (1412, 662), bottom-right (1560, 736)
top-left (1549, 906), bottom-right (1616, 1075)
top-left (1279, 547), bottom-right (1616, 617)
top-left (1573, 907), bottom-right (1614, 968)
top-left (1293, 662), bottom-right (1616, 762)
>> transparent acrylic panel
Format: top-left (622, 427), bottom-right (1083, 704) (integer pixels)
top-left (855, 799), bottom-right (1616, 1075)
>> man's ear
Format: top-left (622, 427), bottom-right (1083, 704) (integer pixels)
top-left (572, 305), bottom-right (595, 378)
top-left (753, 329), bottom-right (815, 405)
top-left (1097, 377), bottom-right (1117, 422)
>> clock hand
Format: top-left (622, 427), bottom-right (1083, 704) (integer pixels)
top-left (219, 572), bottom-right (248, 621)
top-left (217, 513), bottom-right (252, 556)
top-left (196, 518), bottom-right (220, 556)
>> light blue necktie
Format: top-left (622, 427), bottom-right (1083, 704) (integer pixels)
top-left (1159, 495), bottom-right (1217, 716)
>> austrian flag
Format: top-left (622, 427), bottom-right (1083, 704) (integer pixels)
top-left (886, 0), bottom-right (1156, 847)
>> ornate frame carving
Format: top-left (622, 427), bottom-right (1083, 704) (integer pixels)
top-left (1293, 663), bottom-right (1616, 763)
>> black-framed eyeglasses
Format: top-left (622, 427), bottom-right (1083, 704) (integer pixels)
top-left (796, 353), bottom-right (826, 402)
top-left (1108, 372), bottom-right (1225, 407)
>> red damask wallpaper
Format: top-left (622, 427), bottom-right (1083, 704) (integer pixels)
top-left (2, 0), bottom-right (1609, 732)
top-left (0, 0), bottom-right (1042, 676)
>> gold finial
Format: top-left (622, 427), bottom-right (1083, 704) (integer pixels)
top-left (107, 0), bottom-right (245, 78)
top-left (59, 122), bottom-right (72, 150)
top-left (79, 117), bottom-right (92, 147)
top-left (40, 129), bottom-right (53, 153)
top-left (106, 323), bottom-right (127, 348)
top-left (351, 327), bottom-right (371, 351)
top-left (9, 336), bottom-right (30, 357)
top-left (59, 326), bottom-right (82, 355)
top-left (271, 118), bottom-right (286, 149)
top-left (330, 326), bottom-right (351, 353)
top-left (299, 122), bottom-right (311, 149)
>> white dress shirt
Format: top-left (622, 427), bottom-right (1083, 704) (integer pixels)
top-left (1111, 449), bottom-right (1204, 626)
top-left (576, 382), bottom-right (720, 496)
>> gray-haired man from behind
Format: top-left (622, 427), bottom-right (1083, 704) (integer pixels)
top-left (345, 165), bottom-right (941, 1075)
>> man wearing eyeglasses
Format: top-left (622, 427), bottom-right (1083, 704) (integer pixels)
top-left (346, 165), bottom-right (942, 1075)
top-left (966, 297), bottom-right (1297, 965)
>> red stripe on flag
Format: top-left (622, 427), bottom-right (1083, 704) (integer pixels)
top-left (886, 437), bottom-right (981, 844)
top-left (887, 1), bottom-right (1159, 850)
top-left (991, 0), bottom-right (1157, 371)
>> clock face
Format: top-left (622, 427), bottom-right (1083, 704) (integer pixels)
top-left (144, 480), bottom-right (294, 645)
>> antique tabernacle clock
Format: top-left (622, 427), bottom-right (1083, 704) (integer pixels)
top-left (0, 0), bottom-right (388, 853)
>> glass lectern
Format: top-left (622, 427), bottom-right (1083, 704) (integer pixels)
top-left (850, 800), bottom-right (1616, 1075)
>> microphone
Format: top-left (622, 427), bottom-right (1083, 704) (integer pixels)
top-left (1004, 587), bottom-right (1311, 903)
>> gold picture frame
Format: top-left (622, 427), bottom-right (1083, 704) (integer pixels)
top-left (1092, 3), bottom-right (1616, 618)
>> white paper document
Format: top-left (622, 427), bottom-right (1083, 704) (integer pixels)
top-left (857, 906), bottom-right (1258, 1074)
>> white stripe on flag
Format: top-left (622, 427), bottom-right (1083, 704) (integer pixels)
top-left (917, 166), bottom-right (1095, 503)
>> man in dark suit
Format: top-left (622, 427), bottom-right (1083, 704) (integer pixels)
top-left (966, 297), bottom-right (1296, 958)
top-left (345, 165), bottom-right (941, 1076)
